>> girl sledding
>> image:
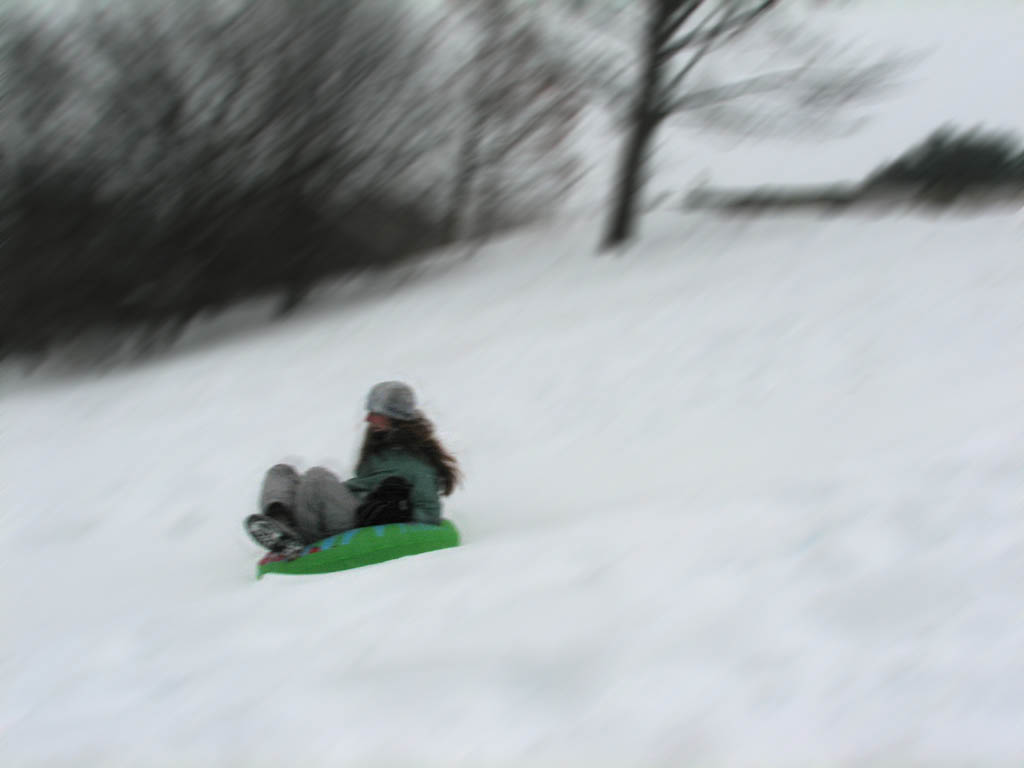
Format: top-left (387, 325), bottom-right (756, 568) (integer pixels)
top-left (245, 381), bottom-right (462, 574)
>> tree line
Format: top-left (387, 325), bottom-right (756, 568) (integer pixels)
top-left (2, 0), bottom-right (891, 360)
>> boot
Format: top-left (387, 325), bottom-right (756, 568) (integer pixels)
top-left (245, 513), bottom-right (303, 555)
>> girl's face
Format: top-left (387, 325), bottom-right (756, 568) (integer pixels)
top-left (365, 412), bottom-right (392, 432)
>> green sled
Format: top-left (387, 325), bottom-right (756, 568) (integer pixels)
top-left (256, 519), bottom-right (460, 579)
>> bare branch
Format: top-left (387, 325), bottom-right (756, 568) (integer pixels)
top-left (658, 2), bottom-right (737, 108)
top-left (667, 66), bottom-right (807, 112)
top-left (492, 92), bottom-right (579, 160)
top-left (660, 0), bottom-right (779, 59)
top-left (656, 1), bottom-right (703, 51)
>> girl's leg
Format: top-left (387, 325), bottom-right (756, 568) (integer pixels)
top-left (259, 463), bottom-right (300, 519)
top-left (293, 467), bottom-right (362, 543)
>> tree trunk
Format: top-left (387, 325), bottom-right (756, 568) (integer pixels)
top-left (443, 13), bottom-right (500, 244)
top-left (601, 110), bottom-right (659, 249)
top-left (443, 109), bottom-right (486, 242)
top-left (601, 6), bottom-right (665, 250)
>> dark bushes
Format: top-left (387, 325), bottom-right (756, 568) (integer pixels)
top-left (866, 126), bottom-right (1024, 202)
top-left (1, 0), bottom-right (584, 361)
top-left (683, 125), bottom-right (1024, 215)
top-left (0, 0), bottom-right (449, 359)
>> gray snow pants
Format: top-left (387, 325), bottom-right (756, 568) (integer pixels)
top-left (259, 463), bottom-right (361, 544)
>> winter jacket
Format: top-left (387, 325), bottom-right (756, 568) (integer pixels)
top-left (343, 446), bottom-right (442, 525)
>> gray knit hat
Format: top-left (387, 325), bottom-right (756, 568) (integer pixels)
top-left (365, 381), bottom-right (418, 421)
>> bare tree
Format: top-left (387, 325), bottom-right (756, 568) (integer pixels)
top-left (600, 0), bottom-right (911, 249)
top-left (443, 0), bottom-right (583, 243)
top-left (602, 0), bottom-right (780, 249)
top-left (84, 0), bottom-right (454, 312)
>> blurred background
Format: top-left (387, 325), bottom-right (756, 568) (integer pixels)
top-left (3, 1), bottom-right (1024, 765)
top-left (8, 0), bottom-right (1018, 368)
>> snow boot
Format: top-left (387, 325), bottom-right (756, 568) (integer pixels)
top-left (245, 513), bottom-right (304, 557)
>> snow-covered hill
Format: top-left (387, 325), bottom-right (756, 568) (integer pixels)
top-left (2, 3), bottom-right (1023, 765)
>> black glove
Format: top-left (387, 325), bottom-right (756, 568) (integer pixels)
top-left (355, 476), bottom-right (413, 527)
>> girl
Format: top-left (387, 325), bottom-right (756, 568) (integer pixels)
top-left (245, 381), bottom-right (461, 557)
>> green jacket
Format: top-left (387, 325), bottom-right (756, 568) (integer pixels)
top-left (343, 447), bottom-right (442, 525)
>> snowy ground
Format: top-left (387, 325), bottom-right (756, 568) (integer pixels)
top-left (3, 3), bottom-right (1024, 766)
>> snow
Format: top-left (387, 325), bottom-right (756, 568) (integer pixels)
top-left (3, 3), bottom-right (1024, 766)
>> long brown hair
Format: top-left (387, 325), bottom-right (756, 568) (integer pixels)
top-left (357, 414), bottom-right (462, 496)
